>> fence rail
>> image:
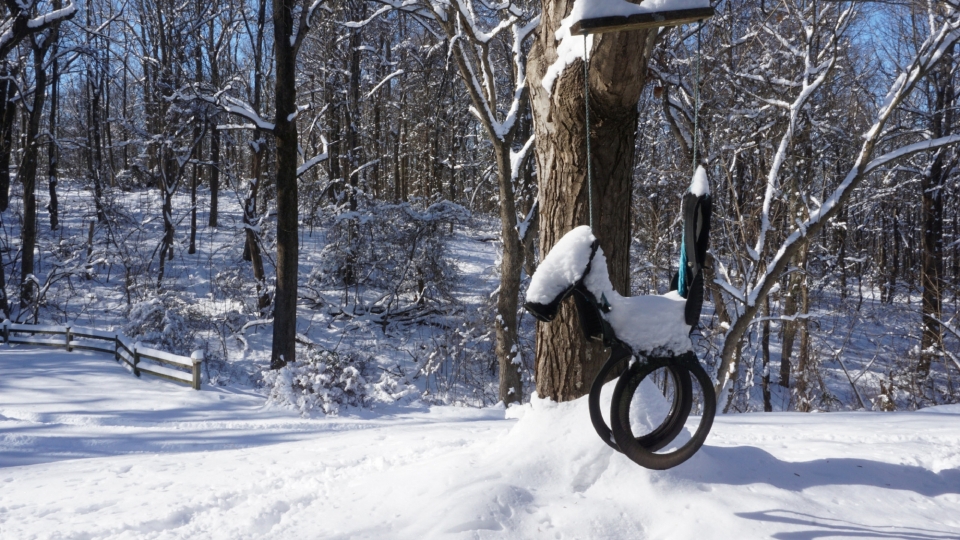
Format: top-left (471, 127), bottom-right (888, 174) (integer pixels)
top-left (1, 320), bottom-right (203, 390)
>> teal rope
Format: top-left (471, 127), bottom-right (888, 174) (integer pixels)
top-left (679, 230), bottom-right (689, 298)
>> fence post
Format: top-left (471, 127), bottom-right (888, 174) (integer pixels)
top-left (66, 326), bottom-right (72, 352)
top-left (1, 319), bottom-right (7, 345)
top-left (133, 342), bottom-right (141, 377)
top-left (114, 335), bottom-right (119, 362)
top-left (190, 350), bottom-right (204, 390)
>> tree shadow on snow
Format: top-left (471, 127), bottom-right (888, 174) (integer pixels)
top-left (735, 509), bottom-right (959, 539)
top-left (671, 445), bottom-right (960, 497)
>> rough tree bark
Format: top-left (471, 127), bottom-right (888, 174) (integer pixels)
top-left (47, 50), bottom-right (59, 231)
top-left (19, 46), bottom-right (48, 303)
top-left (919, 45), bottom-right (954, 377)
top-left (0, 64), bottom-right (15, 212)
top-left (20, 16), bottom-right (62, 304)
top-left (528, 3), bottom-right (657, 401)
top-left (207, 15), bottom-right (220, 228)
top-left (269, 0), bottom-right (323, 368)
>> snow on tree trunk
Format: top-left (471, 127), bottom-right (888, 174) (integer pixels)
top-left (528, 0), bottom-right (657, 401)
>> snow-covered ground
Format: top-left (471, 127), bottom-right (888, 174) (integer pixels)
top-left (2, 346), bottom-right (959, 539)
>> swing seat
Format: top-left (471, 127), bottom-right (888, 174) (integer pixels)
top-left (525, 168), bottom-right (714, 470)
top-left (525, 174), bottom-right (712, 356)
top-left (525, 230), bottom-right (693, 357)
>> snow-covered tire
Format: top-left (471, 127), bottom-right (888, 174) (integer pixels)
top-left (588, 348), bottom-right (692, 453)
top-left (610, 354), bottom-right (716, 470)
top-left (627, 365), bottom-right (693, 453)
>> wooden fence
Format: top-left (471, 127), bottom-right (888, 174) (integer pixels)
top-left (1, 320), bottom-right (203, 390)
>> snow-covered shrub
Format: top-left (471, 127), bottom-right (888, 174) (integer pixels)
top-left (262, 347), bottom-right (371, 416)
top-left (310, 200), bottom-right (466, 313)
top-left (123, 297), bottom-right (196, 355)
top-left (368, 368), bottom-right (420, 404)
top-left (415, 306), bottom-right (500, 407)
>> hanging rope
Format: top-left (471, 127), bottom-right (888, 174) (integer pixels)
top-left (583, 33), bottom-right (594, 229)
top-left (692, 20), bottom-right (703, 172)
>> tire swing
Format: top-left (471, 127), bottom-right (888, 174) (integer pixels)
top-left (524, 6), bottom-right (716, 470)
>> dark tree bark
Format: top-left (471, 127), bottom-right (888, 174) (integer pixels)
top-left (528, 3), bottom-right (657, 401)
top-left (919, 46), bottom-right (954, 377)
top-left (0, 243), bottom-right (7, 318)
top-left (780, 246), bottom-right (808, 389)
top-left (270, 0), bottom-right (302, 369)
top-left (85, 0), bottom-right (105, 222)
top-left (0, 64), bottom-right (16, 212)
top-left (20, 23), bottom-right (60, 304)
top-left (208, 17), bottom-right (221, 228)
top-left (242, 0), bottom-right (269, 312)
top-left (761, 296), bottom-right (772, 412)
top-left (209, 127), bottom-right (220, 227)
top-left (47, 51), bottom-right (59, 231)
top-left (920, 150), bottom-right (947, 376)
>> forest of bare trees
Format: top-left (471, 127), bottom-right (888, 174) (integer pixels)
top-left (0, 0), bottom-right (958, 412)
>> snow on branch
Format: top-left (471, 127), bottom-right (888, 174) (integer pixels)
top-left (26, 4), bottom-right (77, 29)
top-left (713, 0), bottom-right (960, 399)
top-left (510, 136), bottom-right (534, 181)
top-left (217, 94), bottom-right (276, 132)
top-left (751, 2), bottom-right (852, 262)
top-left (364, 69), bottom-right (404, 99)
top-left (291, 0), bottom-right (327, 52)
top-left (517, 200), bottom-right (538, 243)
top-left (0, 0), bottom-right (76, 59)
top-left (342, 5), bottom-right (394, 28)
top-left (297, 135), bottom-right (329, 177)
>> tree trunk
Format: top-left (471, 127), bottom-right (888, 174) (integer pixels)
top-left (780, 251), bottom-right (806, 388)
top-left (492, 144), bottom-right (524, 404)
top-left (0, 64), bottom-right (16, 212)
top-left (270, 0), bottom-right (300, 369)
top-left (209, 127), bottom-right (220, 227)
top-left (86, 10), bottom-right (105, 222)
top-left (889, 206), bottom-right (900, 304)
top-left (47, 52), bottom-right (59, 231)
top-left (919, 45), bottom-right (953, 377)
top-left (0, 243), bottom-right (7, 318)
top-left (21, 33), bottom-right (55, 304)
top-left (207, 18), bottom-right (221, 227)
top-left (243, 176), bottom-right (269, 311)
top-left (243, 0), bottom-right (268, 311)
top-left (795, 278), bottom-right (811, 411)
top-left (189, 130), bottom-right (200, 254)
top-left (761, 296), bottom-right (772, 412)
top-left (528, 3), bottom-right (657, 401)
top-left (920, 149), bottom-right (946, 377)
top-left (244, 0), bottom-right (267, 262)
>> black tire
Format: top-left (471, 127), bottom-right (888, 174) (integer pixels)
top-left (588, 347), bottom-right (692, 453)
top-left (626, 365), bottom-right (693, 452)
top-left (610, 355), bottom-right (716, 470)
top-left (588, 347), bottom-right (630, 452)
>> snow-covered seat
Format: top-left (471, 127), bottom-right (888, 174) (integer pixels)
top-left (524, 169), bottom-right (714, 470)
top-left (525, 226), bottom-right (693, 356)
top-left (525, 167), bottom-right (712, 358)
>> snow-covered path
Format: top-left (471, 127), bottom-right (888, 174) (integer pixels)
top-left (2, 347), bottom-right (959, 539)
